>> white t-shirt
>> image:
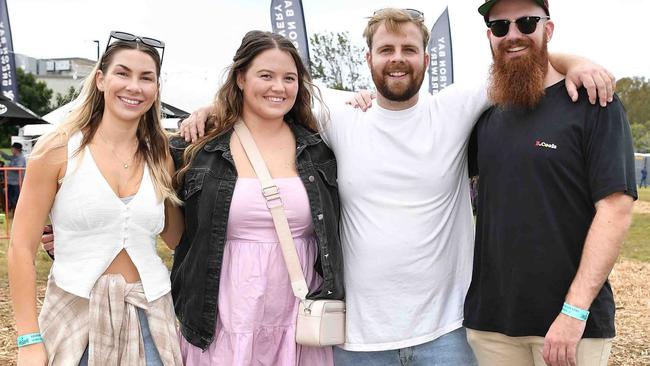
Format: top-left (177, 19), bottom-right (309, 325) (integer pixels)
top-left (320, 84), bottom-right (489, 351)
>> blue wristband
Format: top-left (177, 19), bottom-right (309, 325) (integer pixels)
top-left (17, 333), bottom-right (43, 347)
top-left (562, 302), bottom-right (590, 321)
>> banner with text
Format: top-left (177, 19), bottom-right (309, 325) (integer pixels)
top-left (0, 0), bottom-right (17, 101)
top-left (270, 0), bottom-right (310, 70)
top-left (428, 7), bottom-right (454, 94)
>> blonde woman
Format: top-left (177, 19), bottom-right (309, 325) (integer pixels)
top-left (8, 32), bottom-right (183, 366)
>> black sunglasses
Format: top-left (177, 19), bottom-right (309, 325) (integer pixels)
top-left (105, 31), bottom-right (166, 64)
top-left (374, 8), bottom-right (424, 21)
top-left (486, 16), bottom-right (550, 38)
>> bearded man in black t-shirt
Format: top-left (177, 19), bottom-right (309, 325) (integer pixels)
top-left (463, 1), bottom-right (637, 366)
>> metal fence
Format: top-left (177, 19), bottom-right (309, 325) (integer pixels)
top-left (0, 167), bottom-right (25, 239)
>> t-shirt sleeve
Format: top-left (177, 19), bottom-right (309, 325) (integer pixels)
top-left (427, 81), bottom-right (491, 131)
top-left (583, 95), bottom-right (638, 203)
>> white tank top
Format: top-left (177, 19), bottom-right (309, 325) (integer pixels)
top-left (49, 132), bottom-right (169, 302)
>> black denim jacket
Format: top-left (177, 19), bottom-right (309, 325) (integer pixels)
top-left (169, 123), bottom-right (344, 350)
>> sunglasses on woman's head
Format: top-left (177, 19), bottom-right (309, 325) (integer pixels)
top-left (105, 31), bottom-right (166, 64)
top-left (486, 16), bottom-right (550, 38)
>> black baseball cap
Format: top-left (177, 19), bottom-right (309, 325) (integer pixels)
top-left (11, 142), bottom-right (22, 150)
top-left (478, 0), bottom-right (550, 18)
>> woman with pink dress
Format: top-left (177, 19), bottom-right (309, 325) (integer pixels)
top-left (170, 30), bottom-right (344, 366)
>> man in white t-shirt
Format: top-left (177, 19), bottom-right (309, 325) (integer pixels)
top-left (178, 8), bottom-right (614, 365)
top-left (317, 10), bottom-right (487, 364)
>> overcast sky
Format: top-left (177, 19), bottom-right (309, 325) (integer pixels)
top-left (6, 0), bottom-right (649, 111)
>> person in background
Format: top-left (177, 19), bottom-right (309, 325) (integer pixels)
top-left (464, 1), bottom-right (636, 365)
top-left (8, 31), bottom-right (183, 366)
top-left (640, 166), bottom-right (647, 188)
top-left (1, 142), bottom-right (26, 211)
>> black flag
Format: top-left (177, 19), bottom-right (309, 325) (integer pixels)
top-left (0, 0), bottom-right (18, 101)
top-left (270, 0), bottom-right (310, 70)
top-left (428, 7), bottom-right (454, 94)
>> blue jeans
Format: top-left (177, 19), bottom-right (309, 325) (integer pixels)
top-left (7, 184), bottom-right (19, 209)
top-left (78, 308), bottom-right (163, 366)
top-left (333, 327), bottom-right (478, 366)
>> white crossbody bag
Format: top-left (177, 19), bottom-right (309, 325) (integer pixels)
top-left (234, 121), bottom-right (346, 347)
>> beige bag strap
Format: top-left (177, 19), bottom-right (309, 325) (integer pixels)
top-left (233, 121), bottom-right (309, 300)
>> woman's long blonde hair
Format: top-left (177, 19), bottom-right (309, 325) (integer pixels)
top-left (41, 40), bottom-right (180, 204)
top-left (174, 30), bottom-right (326, 187)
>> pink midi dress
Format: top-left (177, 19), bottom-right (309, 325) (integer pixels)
top-left (180, 177), bottom-right (334, 366)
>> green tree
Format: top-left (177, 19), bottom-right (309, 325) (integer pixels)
top-left (309, 31), bottom-right (371, 91)
top-left (0, 124), bottom-right (15, 146)
top-left (16, 67), bottom-right (54, 116)
top-left (631, 124), bottom-right (650, 153)
top-left (53, 86), bottom-right (80, 109)
top-left (616, 77), bottom-right (650, 127)
top-left (615, 77), bottom-right (650, 153)
top-left (0, 69), bottom-right (55, 146)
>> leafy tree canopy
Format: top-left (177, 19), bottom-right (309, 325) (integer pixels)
top-left (16, 68), bottom-right (54, 116)
top-left (53, 86), bottom-right (80, 109)
top-left (309, 31), bottom-right (371, 91)
top-left (616, 76), bottom-right (650, 152)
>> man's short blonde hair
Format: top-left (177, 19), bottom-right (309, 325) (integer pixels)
top-left (363, 8), bottom-right (430, 51)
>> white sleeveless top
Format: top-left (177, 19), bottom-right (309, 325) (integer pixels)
top-left (49, 132), bottom-right (169, 302)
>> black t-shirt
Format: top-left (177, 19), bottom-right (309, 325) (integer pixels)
top-left (463, 81), bottom-right (637, 338)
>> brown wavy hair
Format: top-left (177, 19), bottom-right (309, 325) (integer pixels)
top-left (174, 30), bottom-right (325, 186)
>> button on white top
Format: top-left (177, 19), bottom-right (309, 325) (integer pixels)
top-left (49, 131), bottom-right (168, 303)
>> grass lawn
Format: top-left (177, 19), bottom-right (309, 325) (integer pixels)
top-left (637, 187), bottom-right (650, 202)
top-left (622, 187), bottom-right (650, 262)
top-left (623, 213), bottom-right (650, 262)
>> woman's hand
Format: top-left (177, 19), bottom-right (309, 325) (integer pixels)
top-left (41, 225), bottom-right (54, 257)
top-left (178, 105), bottom-right (213, 143)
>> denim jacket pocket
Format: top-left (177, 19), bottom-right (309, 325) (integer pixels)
top-left (183, 170), bottom-right (207, 200)
top-left (315, 161), bottom-right (338, 188)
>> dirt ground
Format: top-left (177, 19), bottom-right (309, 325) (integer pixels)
top-left (608, 259), bottom-right (650, 365)
top-left (634, 200), bottom-right (650, 214)
top-left (0, 260), bottom-right (648, 365)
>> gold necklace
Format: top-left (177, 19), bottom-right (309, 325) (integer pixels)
top-left (97, 128), bottom-right (137, 169)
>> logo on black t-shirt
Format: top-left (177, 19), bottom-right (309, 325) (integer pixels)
top-left (535, 140), bottom-right (557, 150)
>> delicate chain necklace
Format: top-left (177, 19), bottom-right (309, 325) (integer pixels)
top-left (97, 128), bottom-right (137, 169)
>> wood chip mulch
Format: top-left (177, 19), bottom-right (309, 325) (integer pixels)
top-left (609, 259), bottom-right (650, 365)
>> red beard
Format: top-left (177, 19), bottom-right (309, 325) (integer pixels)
top-left (488, 33), bottom-right (549, 110)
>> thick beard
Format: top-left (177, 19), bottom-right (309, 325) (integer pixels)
top-left (488, 33), bottom-right (549, 110)
top-left (371, 60), bottom-right (425, 102)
